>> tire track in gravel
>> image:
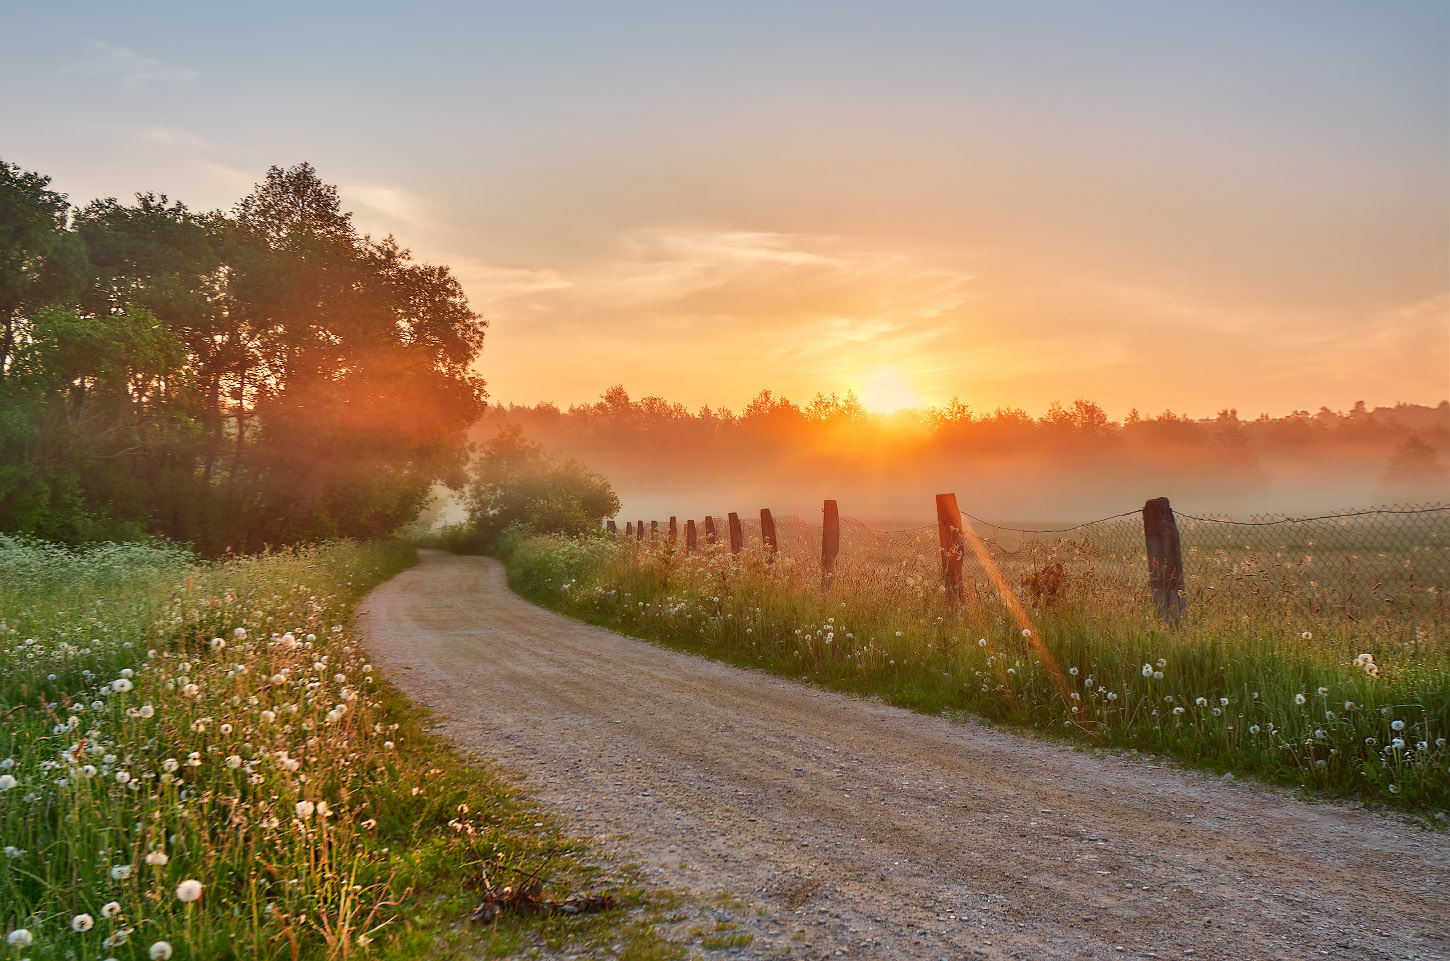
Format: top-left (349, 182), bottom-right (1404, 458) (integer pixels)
top-left (357, 551), bottom-right (1449, 960)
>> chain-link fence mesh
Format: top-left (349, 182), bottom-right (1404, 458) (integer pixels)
top-left (623, 502), bottom-right (1449, 644)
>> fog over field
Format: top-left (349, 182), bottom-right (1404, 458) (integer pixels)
top-left (463, 390), bottom-right (1450, 527)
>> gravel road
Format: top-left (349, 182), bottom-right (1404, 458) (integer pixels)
top-left (356, 551), bottom-right (1448, 960)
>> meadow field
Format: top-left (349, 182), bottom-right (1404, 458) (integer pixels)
top-left (0, 537), bottom-right (676, 961)
top-left (503, 506), bottom-right (1450, 815)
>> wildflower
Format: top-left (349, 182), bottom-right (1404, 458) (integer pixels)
top-left (110, 864), bottom-right (132, 880)
top-left (1301, 632), bottom-right (1312, 640)
top-left (150, 941), bottom-right (174, 960)
top-left (112, 678), bottom-right (134, 693)
top-left (1021, 628), bottom-right (1031, 637)
top-left (1388, 784), bottom-right (1400, 795)
top-left (233, 627), bottom-right (247, 639)
top-left (7, 929), bottom-right (32, 948)
top-left (101, 902), bottom-right (121, 918)
top-left (175, 879), bottom-right (202, 903)
top-left (210, 637), bottom-right (226, 650)
top-left (162, 758), bottom-right (179, 773)
top-left (296, 800), bottom-right (315, 818)
top-left (226, 755), bottom-right (242, 769)
top-left (1317, 687), bottom-right (1328, 696)
top-left (1344, 701), bottom-right (1357, 712)
top-left (181, 684), bottom-right (199, 698)
top-left (1068, 667), bottom-right (1078, 675)
top-left (1156, 658), bottom-right (1166, 668)
top-left (116, 771), bottom-right (131, 784)
top-left (1195, 697), bottom-right (1208, 707)
top-left (1141, 664), bottom-right (1153, 678)
top-left (1173, 706), bottom-right (1185, 715)
top-left (73, 913), bottom-right (95, 932)
top-left (1219, 697), bottom-right (1229, 706)
top-left (1153, 671), bottom-right (1164, 680)
top-left (383, 741), bottom-right (395, 751)
top-left (1249, 725), bottom-right (1261, 734)
top-left (1106, 691), bottom-right (1117, 701)
top-left (0, 774), bottom-right (15, 791)
top-left (1391, 720), bottom-right (1405, 732)
top-left (978, 638), bottom-right (987, 647)
top-left (1294, 693), bottom-right (1306, 705)
top-left (3, 846), bottom-right (23, 858)
top-left (260, 710), bottom-right (276, 723)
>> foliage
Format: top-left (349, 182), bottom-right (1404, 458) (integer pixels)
top-left (0, 538), bottom-right (674, 959)
top-left (462, 425), bottom-right (619, 550)
top-left (0, 160), bottom-right (487, 553)
top-left (503, 532), bottom-right (1450, 815)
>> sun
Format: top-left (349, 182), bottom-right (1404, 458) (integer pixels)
top-left (857, 368), bottom-right (922, 414)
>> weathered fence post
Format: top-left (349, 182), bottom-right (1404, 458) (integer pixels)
top-left (668, 516), bottom-right (678, 542)
top-left (625, 521), bottom-right (633, 538)
top-left (606, 519), bottom-right (617, 534)
top-left (936, 493), bottom-right (966, 603)
top-left (685, 519), bottom-right (697, 551)
top-left (760, 508), bottom-right (777, 561)
top-left (727, 512), bottom-right (743, 555)
top-left (704, 516), bottom-right (717, 544)
top-left (650, 520), bottom-right (658, 540)
top-left (635, 521), bottom-right (644, 541)
top-left (821, 499), bottom-right (839, 589)
top-left (1143, 497), bottom-right (1187, 626)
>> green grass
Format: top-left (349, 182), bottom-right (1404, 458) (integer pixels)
top-left (0, 535), bottom-right (682, 960)
top-left (501, 532), bottom-right (1450, 817)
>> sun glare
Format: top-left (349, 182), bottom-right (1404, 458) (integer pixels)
top-left (858, 368), bottom-right (921, 414)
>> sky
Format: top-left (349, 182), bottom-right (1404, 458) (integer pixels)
top-left (3, 1), bottom-right (1446, 419)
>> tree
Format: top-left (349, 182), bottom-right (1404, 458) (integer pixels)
top-left (465, 424), bottom-right (619, 547)
top-left (1381, 434), bottom-right (1448, 493)
top-left (1, 161), bottom-right (70, 378)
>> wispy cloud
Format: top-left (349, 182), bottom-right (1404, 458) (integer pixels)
top-left (72, 41), bottom-right (199, 87)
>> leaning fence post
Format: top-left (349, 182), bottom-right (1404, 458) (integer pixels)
top-left (685, 519), bottom-right (697, 551)
top-left (635, 521), bottom-right (644, 541)
top-left (760, 508), bottom-right (777, 561)
top-left (607, 519), bottom-right (617, 534)
top-left (668, 516), bottom-right (678, 542)
top-left (704, 516), bottom-right (717, 544)
top-left (650, 520), bottom-right (658, 541)
top-left (727, 512), bottom-right (743, 555)
top-left (821, 499), bottom-right (840, 589)
top-left (625, 521), bottom-right (633, 538)
top-left (936, 493), bottom-right (966, 603)
top-left (1143, 497), bottom-right (1187, 626)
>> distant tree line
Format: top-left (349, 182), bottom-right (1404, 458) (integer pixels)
top-left (1, 160), bottom-right (487, 552)
top-left (477, 388), bottom-right (1450, 519)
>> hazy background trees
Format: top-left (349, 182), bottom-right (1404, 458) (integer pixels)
top-left (0, 160), bottom-right (487, 552)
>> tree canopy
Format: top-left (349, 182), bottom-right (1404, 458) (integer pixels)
top-left (0, 160), bottom-right (487, 551)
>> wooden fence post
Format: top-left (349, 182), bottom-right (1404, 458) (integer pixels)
top-left (704, 516), bottom-right (717, 544)
top-left (650, 520), bottom-right (658, 540)
top-left (606, 519), bottom-right (617, 534)
top-left (1143, 497), bottom-right (1187, 626)
top-left (821, 499), bottom-right (839, 589)
top-left (727, 512), bottom-right (743, 555)
top-left (668, 516), bottom-right (678, 542)
top-left (760, 508), bottom-right (777, 561)
top-left (635, 521), bottom-right (644, 541)
top-left (685, 519), bottom-right (697, 551)
top-left (936, 493), bottom-right (965, 602)
top-left (625, 521), bottom-right (633, 538)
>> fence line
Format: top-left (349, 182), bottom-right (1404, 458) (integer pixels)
top-left (609, 496), bottom-right (1450, 643)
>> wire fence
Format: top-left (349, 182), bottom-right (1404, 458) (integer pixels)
top-left (637, 502), bottom-right (1450, 646)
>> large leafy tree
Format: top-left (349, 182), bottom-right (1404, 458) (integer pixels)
top-left (0, 159), bottom-right (488, 551)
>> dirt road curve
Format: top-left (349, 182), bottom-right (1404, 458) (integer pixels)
top-left (357, 552), bottom-right (1448, 960)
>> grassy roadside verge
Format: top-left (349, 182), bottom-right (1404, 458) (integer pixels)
top-left (501, 533), bottom-right (1449, 818)
top-left (0, 536), bottom-right (681, 960)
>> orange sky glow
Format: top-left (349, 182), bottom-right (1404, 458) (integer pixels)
top-left (4, 3), bottom-right (1446, 421)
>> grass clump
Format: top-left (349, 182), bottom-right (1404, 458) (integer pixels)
top-left (502, 532), bottom-right (1449, 816)
top-left (0, 535), bottom-right (677, 959)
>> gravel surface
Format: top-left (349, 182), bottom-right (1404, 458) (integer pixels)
top-left (357, 551), bottom-right (1449, 960)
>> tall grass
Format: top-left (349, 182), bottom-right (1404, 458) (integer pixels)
top-left (0, 536), bottom-right (674, 960)
top-left (503, 533), bottom-right (1450, 816)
